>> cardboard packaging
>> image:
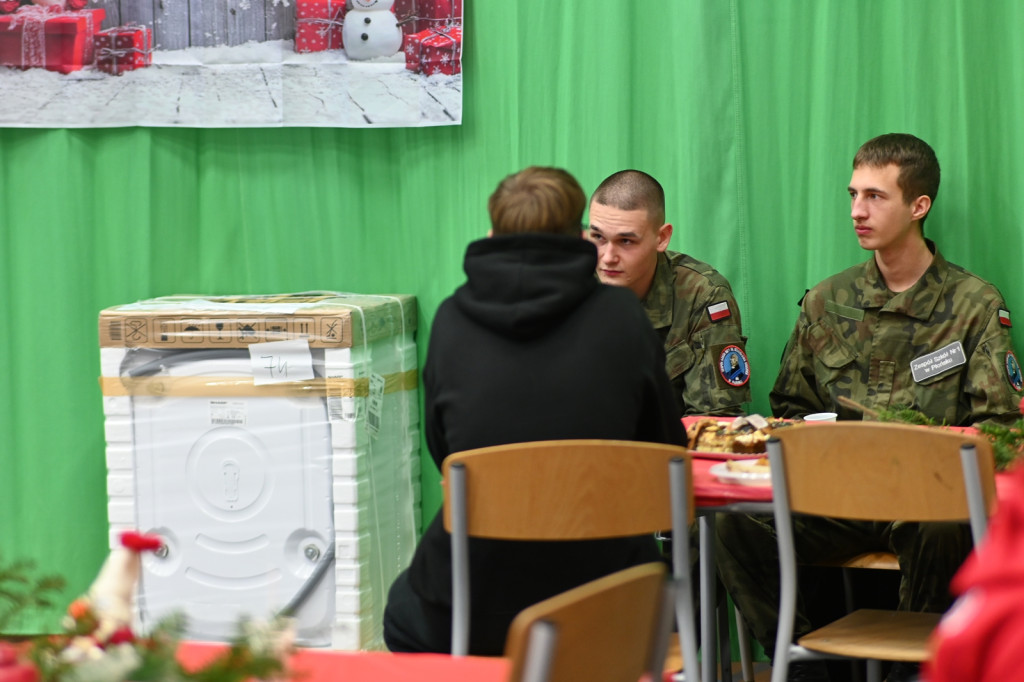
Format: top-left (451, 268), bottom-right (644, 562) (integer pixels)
top-left (99, 293), bottom-right (420, 651)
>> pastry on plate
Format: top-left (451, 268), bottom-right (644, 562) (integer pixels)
top-left (687, 415), bottom-right (797, 454)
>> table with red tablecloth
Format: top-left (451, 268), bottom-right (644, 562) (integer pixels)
top-left (177, 642), bottom-right (510, 682)
top-left (690, 444), bottom-right (1014, 508)
top-left (685, 415), bottom-right (1013, 682)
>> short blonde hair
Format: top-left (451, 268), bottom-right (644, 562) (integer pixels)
top-left (488, 167), bottom-right (586, 237)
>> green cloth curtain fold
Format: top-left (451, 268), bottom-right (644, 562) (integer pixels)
top-left (2, 2), bottom-right (1022, 632)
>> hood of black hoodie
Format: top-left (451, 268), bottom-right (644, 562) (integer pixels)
top-left (453, 233), bottom-right (599, 341)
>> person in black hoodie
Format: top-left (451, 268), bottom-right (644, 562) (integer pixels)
top-left (382, 166), bottom-right (686, 655)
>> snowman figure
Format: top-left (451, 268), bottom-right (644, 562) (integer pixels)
top-left (343, 0), bottom-right (402, 60)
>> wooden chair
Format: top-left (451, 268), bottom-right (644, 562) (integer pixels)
top-left (443, 439), bottom-right (699, 681)
top-left (733, 549), bottom-right (902, 681)
top-left (503, 562), bottom-right (674, 682)
top-left (766, 422), bottom-right (995, 682)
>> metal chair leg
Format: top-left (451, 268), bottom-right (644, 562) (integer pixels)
top-left (735, 606), bottom-right (755, 682)
top-left (717, 598), bottom-right (733, 682)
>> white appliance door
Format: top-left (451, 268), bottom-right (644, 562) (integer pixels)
top-left (131, 353), bottom-right (335, 645)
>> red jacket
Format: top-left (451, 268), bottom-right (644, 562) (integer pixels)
top-left (926, 462), bottom-right (1024, 681)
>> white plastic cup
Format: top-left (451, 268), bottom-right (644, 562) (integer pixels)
top-left (803, 412), bottom-right (838, 422)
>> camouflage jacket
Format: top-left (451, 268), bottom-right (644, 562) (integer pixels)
top-left (770, 242), bottom-right (1022, 426)
top-left (642, 250), bottom-right (750, 417)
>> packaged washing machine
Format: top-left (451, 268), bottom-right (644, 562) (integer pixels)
top-left (97, 292), bottom-right (420, 650)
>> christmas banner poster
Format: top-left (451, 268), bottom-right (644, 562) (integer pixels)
top-left (0, 0), bottom-right (464, 128)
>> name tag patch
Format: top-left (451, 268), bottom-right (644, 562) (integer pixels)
top-left (910, 341), bottom-right (966, 383)
top-left (824, 299), bottom-right (865, 321)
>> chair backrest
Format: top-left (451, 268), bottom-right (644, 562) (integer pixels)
top-left (503, 562), bottom-right (673, 682)
top-left (772, 422), bottom-right (995, 534)
top-left (442, 439), bottom-right (698, 682)
top-left (441, 439), bottom-right (693, 540)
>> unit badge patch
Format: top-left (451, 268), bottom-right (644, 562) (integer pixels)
top-left (1006, 351), bottom-right (1023, 392)
top-left (718, 344), bottom-right (750, 387)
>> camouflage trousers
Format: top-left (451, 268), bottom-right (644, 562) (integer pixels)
top-left (715, 513), bottom-right (972, 655)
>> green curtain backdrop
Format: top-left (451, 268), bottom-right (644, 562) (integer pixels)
top-left (3, 2), bottom-right (1023, 632)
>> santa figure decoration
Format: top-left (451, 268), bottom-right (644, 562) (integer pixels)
top-left (59, 531), bottom-right (163, 662)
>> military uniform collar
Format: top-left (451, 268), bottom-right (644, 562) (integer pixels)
top-left (641, 251), bottom-right (675, 329)
top-left (857, 239), bottom-right (947, 320)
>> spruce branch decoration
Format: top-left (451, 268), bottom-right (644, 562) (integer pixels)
top-left (835, 396), bottom-right (1024, 471)
top-left (0, 554), bottom-right (66, 632)
top-left (976, 420), bottom-right (1024, 472)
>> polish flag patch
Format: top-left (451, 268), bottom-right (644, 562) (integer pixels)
top-left (999, 309), bottom-right (1012, 327)
top-left (707, 301), bottom-right (731, 322)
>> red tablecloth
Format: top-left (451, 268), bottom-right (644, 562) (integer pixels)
top-left (693, 456), bottom-right (772, 507)
top-left (684, 416), bottom-right (1007, 507)
top-left (177, 642), bottom-right (510, 682)
top-left (692, 456), bottom-right (1013, 508)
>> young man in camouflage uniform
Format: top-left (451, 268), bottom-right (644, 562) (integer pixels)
top-left (717, 133), bottom-right (1023, 682)
top-left (587, 169), bottom-right (751, 417)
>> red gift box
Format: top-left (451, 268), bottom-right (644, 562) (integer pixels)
top-left (393, 0), bottom-right (461, 34)
top-left (0, 5), bottom-right (104, 74)
top-left (403, 24), bottom-right (461, 76)
top-left (95, 24), bottom-right (152, 75)
top-left (295, 0), bottom-right (345, 53)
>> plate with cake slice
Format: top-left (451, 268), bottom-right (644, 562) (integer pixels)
top-left (709, 458), bottom-right (772, 486)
